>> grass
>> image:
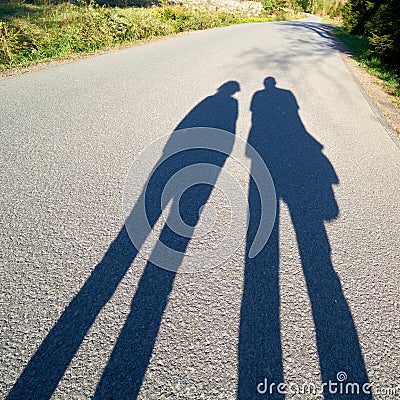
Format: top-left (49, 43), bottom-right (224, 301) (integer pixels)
top-left (0, 2), bottom-right (276, 70)
top-left (320, 17), bottom-right (340, 25)
top-left (334, 27), bottom-right (400, 101)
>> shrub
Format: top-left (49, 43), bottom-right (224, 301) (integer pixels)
top-left (0, 21), bottom-right (28, 64)
top-left (261, 0), bottom-right (277, 12)
top-left (343, 0), bottom-right (400, 69)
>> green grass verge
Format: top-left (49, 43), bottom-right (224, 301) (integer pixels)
top-left (0, 2), bottom-right (275, 70)
top-left (334, 27), bottom-right (400, 101)
top-left (320, 17), bottom-right (340, 26)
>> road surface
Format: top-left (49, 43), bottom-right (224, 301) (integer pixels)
top-left (1, 16), bottom-right (399, 399)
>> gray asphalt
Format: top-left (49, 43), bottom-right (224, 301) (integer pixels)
top-left (1, 16), bottom-right (399, 400)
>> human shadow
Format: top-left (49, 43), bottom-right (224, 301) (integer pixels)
top-left (7, 81), bottom-right (240, 400)
top-left (238, 77), bottom-right (371, 399)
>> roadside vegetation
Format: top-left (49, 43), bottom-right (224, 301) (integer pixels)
top-left (0, 1), bottom-right (278, 70)
top-left (2, 0), bottom-right (398, 105)
top-left (297, 0), bottom-right (345, 23)
top-left (334, 27), bottom-right (400, 101)
top-left (302, 0), bottom-right (400, 102)
top-left (337, 0), bottom-right (399, 101)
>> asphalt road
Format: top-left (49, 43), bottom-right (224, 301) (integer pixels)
top-left (1, 16), bottom-right (399, 399)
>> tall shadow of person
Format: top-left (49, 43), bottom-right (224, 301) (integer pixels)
top-left (7, 81), bottom-right (240, 400)
top-left (238, 77), bottom-right (371, 399)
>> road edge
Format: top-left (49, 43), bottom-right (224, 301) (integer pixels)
top-left (0, 31), bottom-right (195, 80)
top-left (322, 24), bottom-right (400, 149)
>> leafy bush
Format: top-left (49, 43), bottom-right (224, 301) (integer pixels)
top-left (367, 0), bottom-right (399, 68)
top-left (261, 0), bottom-right (277, 12)
top-left (0, 22), bottom-right (21, 63)
top-left (343, 0), bottom-right (400, 69)
top-left (334, 27), bottom-right (400, 99)
top-left (261, 0), bottom-right (301, 16)
top-left (342, 0), bottom-right (368, 33)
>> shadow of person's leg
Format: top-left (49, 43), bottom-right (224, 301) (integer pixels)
top-left (94, 183), bottom-right (216, 399)
top-left (290, 211), bottom-right (372, 399)
top-left (6, 177), bottom-right (165, 400)
top-left (238, 193), bottom-right (284, 400)
top-left (92, 243), bottom-right (179, 399)
top-left (6, 226), bottom-right (139, 400)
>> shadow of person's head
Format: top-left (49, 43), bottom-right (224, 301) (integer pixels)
top-left (217, 80), bottom-right (240, 96)
top-left (264, 76), bottom-right (276, 89)
top-left (174, 80), bottom-right (240, 134)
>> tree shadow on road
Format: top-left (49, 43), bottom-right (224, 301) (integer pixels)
top-left (6, 81), bottom-right (240, 400)
top-left (238, 77), bottom-right (372, 400)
